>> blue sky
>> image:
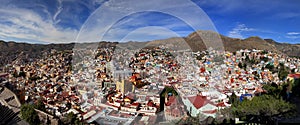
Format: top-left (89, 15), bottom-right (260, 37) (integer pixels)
top-left (0, 0), bottom-right (299, 44)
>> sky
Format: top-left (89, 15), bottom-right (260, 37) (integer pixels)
top-left (0, 0), bottom-right (299, 44)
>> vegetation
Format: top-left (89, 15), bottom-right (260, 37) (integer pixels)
top-left (176, 61), bottom-right (298, 124)
top-left (261, 56), bottom-right (269, 62)
top-left (231, 95), bottom-right (296, 124)
top-left (34, 99), bottom-right (46, 112)
top-left (62, 112), bottom-right (84, 125)
top-left (29, 75), bottom-right (42, 81)
top-left (225, 80), bottom-right (297, 124)
top-left (19, 71), bottom-right (26, 78)
top-left (291, 78), bottom-right (300, 97)
top-left (229, 92), bottom-right (239, 107)
top-left (263, 83), bottom-right (282, 99)
top-left (261, 50), bottom-right (268, 55)
top-left (238, 62), bottom-right (243, 69)
top-left (176, 115), bottom-right (218, 125)
top-left (160, 86), bottom-right (178, 98)
top-left (278, 63), bottom-right (289, 80)
top-left (265, 63), bottom-right (274, 71)
top-left (245, 55), bottom-right (259, 65)
top-left (20, 104), bottom-right (40, 125)
top-left (238, 62), bottom-right (247, 70)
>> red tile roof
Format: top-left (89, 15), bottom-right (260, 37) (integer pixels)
top-left (202, 109), bottom-right (217, 114)
top-left (216, 102), bottom-right (226, 107)
top-left (147, 100), bottom-right (156, 107)
top-left (0, 73), bottom-right (8, 77)
top-left (288, 73), bottom-right (300, 79)
top-left (165, 96), bottom-right (176, 106)
top-left (61, 92), bottom-right (69, 98)
top-left (131, 102), bottom-right (140, 106)
top-left (200, 67), bottom-right (205, 73)
top-left (187, 95), bottom-right (209, 109)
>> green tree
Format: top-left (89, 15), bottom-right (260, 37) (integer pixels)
top-left (263, 83), bottom-right (282, 99)
top-left (229, 92), bottom-right (239, 107)
top-left (261, 57), bottom-right (269, 62)
top-left (238, 62), bottom-right (243, 69)
top-left (20, 104), bottom-right (40, 125)
top-left (279, 69), bottom-right (289, 80)
top-left (245, 55), bottom-right (250, 61)
top-left (278, 63), bottom-right (289, 80)
top-left (160, 86), bottom-right (178, 98)
top-left (66, 112), bottom-right (76, 124)
top-left (292, 78), bottom-right (300, 97)
top-left (265, 63), bottom-right (274, 71)
top-left (232, 51), bottom-right (236, 55)
top-left (261, 50), bottom-right (268, 55)
top-left (19, 71), bottom-right (26, 78)
top-left (34, 99), bottom-right (46, 112)
top-left (233, 95), bottom-right (296, 124)
top-left (65, 112), bottom-right (84, 125)
top-left (243, 63), bottom-right (247, 70)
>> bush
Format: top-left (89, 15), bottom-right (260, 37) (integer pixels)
top-left (265, 63), bottom-right (274, 71)
top-left (20, 104), bottom-right (40, 125)
top-left (34, 99), bottom-right (46, 112)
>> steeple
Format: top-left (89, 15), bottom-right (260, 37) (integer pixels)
top-left (118, 74), bottom-right (121, 82)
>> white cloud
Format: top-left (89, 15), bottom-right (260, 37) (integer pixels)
top-left (103, 26), bottom-right (183, 42)
top-left (228, 30), bottom-right (243, 38)
top-left (286, 32), bottom-right (300, 39)
top-left (228, 24), bottom-right (254, 39)
top-left (287, 32), bottom-right (300, 35)
top-left (76, 0), bottom-right (220, 42)
top-left (92, 0), bottom-right (106, 6)
top-left (53, 0), bottom-right (63, 24)
top-left (0, 0), bottom-right (222, 44)
top-left (0, 0), bottom-right (106, 43)
top-left (0, 8), bottom-right (78, 43)
top-left (286, 36), bottom-right (300, 39)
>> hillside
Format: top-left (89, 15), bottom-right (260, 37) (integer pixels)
top-left (147, 30), bottom-right (300, 57)
top-left (1, 30), bottom-right (300, 67)
top-left (0, 41), bottom-right (117, 67)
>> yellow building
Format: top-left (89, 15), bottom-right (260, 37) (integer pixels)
top-left (116, 78), bottom-right (135, 94)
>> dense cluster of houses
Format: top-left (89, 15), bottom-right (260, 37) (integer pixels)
top-left (2, 50), bottom-right (81, 118)
top-left (176, 48), bottom-right (300, 118)
top-left (74, 46), bottom-right (186, 124)
top-left (71, 46), bottom-right (300, 124)
top-left (1, 44), bottom-right (300, 124)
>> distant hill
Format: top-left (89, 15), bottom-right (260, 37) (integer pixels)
top-left (0, 41), bottom-right (117, 67)
top-left (146, 30), bottom-right (300, 57)
top-left (0, 40), bottom-right (74, 67)
top-left (0, 30), bottom-right (299, 66)
top-left (264, 39), bottom-right (300, 57)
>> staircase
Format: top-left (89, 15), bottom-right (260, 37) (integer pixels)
top-left (0, 104), bottom-right (22, 125)
top-left (0, 85), bottom-right (27, 125)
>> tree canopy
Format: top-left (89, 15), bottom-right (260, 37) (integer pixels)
top-left (64, 112), bottom-right (84, 125)
top-left (34, 99), bottom-right (46, 112)
top-left (20, 104), bottom-right (40, 125)
top-left (278, 63), bottom-right (289, 80)
top-left (231, 95), bottom-right (296, 124)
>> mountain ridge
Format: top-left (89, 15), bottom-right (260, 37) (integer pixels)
top-left (1, 30), bottom-right (300, 67)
